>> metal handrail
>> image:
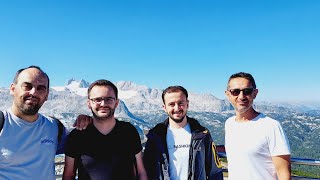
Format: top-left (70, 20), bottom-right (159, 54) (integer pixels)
top-left (291, 157), bottom-right (320, 166)
top-left (217, 152), bottom-right (320, 166)
top-left (55, 145), bottom-right (320, 179)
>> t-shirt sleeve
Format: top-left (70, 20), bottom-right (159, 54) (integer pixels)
top-left (56, 125), bottom-right (68, 155)
top-left (268, 121), bottom-right (291, 156)
top-left (127, 123), bottom-right (142, 155)
top-left (64, 129), bottom-right (81, 158)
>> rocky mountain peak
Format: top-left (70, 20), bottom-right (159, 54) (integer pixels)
top-left (66, 78), bottom-right (90, 88)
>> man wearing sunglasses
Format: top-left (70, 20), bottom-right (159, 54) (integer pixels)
top-left (224, 72), bottom-right (291, 180)
top-left (63, 79), bottom-right (148, 180)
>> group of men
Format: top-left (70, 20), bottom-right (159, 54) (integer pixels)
top-left (0, 65), bottom-right (291, 180)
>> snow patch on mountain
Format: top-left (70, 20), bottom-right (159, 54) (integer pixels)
top-left (116, 81), bottom-right (148, 91)
top-left (52, 79), bottom-right (90, 96)
top-left (118, 90), bottom-right (137, 99)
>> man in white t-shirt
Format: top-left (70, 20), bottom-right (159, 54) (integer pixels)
top-left (143, 86), bottom-right (223, 180)
top-left (224, 72), bottom-right (291, 180)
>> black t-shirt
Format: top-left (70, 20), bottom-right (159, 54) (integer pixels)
top-left (65, 120), bottom-right (142, 180)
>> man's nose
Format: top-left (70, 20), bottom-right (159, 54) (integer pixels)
top-left (29, 87), bottom-right (38, 95)
top-left (174, 104), bottom-right (180, 110)
top-left (100, 99), bottom-right (107, 105)
top-left (238, 91), bottom-right (246, 99)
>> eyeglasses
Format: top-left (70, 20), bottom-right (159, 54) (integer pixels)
top-left (90, 97), bottom-right (116, 104)
top-left (228, 88), bottom-right (255, 96)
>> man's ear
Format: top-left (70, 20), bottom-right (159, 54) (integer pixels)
top-left (225, 90), bottom-right (231, 100)
top-left (44, 90), bottom-right (49, 101)
top-left (87, 99), bottom-right (91, 109)
top-left (225, 90), bottom-right (228, 96)
top-left (9, 83), bottom-right (15, 95)
top-left (253, 89), bottom-right (259, 99)
top-left (186, 99), bottom-right (189, 109)
top-left (115, 99), bottom-right (120, 108)
top-left (162, 104), bottom-right (167, 113)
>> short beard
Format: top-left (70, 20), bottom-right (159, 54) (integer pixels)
top-left (169, 114), bottom-right (185, 124)
top-left (19, 104), bottom-right (41, 115)
top-left (91, 108), bottom-right (115, 121)
top-left (235, 104), bottom-right (253, 115)
top-left (17, 103), bottom-right (41, 115)
top-left (16, 96), bottom-right (42, 115)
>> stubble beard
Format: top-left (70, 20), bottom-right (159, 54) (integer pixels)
top-left (169, 111), bottom-right (186, 124)
top-left (235, 102), bottom-right (253, 115)
top-left (15, 97), bottom-right (42, 115)
top-left (91, 107), bottom-right (115, 121)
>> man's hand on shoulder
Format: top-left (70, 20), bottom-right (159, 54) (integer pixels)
top-left (73, 114), bottom-right (93, 130)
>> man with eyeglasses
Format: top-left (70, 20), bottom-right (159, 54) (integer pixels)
top-left (63, 79), bottom-right (148, 180)
top-left (143, 86), bottom-right (223, 180)
top-left (224, 72), bottom-right (291, 180)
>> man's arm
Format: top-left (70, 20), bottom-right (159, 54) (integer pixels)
top-left (272, 155), bottom-right (291, 180)
top-left (73, 114), bottom-right (93, 130)
top-left (51, 117), bottom-right (68, 155)
top-left (143, 132), bottom-right (160, 179)
top-left (135, 151), bottom-right (148, 180)
top-left (62, 156), bottom-right (77, 180)
top-left (205, 132), bottom-right (224, 180)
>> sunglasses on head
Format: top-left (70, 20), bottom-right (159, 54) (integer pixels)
top-left (228, 88), bottom-right (255, 96)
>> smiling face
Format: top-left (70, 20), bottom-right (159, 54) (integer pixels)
top-left (10, 68), bottom-right (49, 117)
top-left (225, 77), bottom-right (258, 115)
top-left (163, 90), bottom-right (189, 125)
top-left (87, 85), bottom-right (119, 121)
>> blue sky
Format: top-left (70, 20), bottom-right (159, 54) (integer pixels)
top-left (0, 1), bottom-right (319, 102)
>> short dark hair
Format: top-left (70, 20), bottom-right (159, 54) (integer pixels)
top-left (227, 72), bottom-right (256, 89)
top-left (87, 79), bottom-right (118, 99)
top-left (162, 86), bottom-right (188, 104)
top-left (13, 65), bottom-right (50, 88)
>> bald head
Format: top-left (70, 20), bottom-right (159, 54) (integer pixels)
top-left (10, 66), bottom-right (50, 120)
top-left (13, 66), bottom-right (50, 88)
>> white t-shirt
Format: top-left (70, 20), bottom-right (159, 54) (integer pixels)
top-left (225, 113), bottom-right (290, 180)
top-left (166, 123), bottom-right (191, 180)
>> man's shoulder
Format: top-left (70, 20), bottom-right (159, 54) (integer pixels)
top-left (114, 120), bottom-right (142, 137)
top-left (146, 121), bottom-right (168, 138)
top-left (39, 115), bottom-right (65, 130)
top-left (151, 121), bottom-right (167, 131)
top-left (115, 119), bottom-right (136, 129)
top-left (68, 128), bottom-right (84, 139)
top-left (224, 116), bottom-right (236, 127)
top-left (187, 116), bottom-right (208, 132)
top-left (257, 113), bottom-right (281, 125)
top-left (225, 115), bottom-right (236, 122)
top-left (38, 114), bottom-right (57, 123)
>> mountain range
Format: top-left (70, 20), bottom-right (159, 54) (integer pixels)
top-left (0, 79), bottom-right (319, 158)
top-left (1, 79), bottom-right (319, 176)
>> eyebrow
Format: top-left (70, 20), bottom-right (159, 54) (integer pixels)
top-left (22, 82), bottom-right (48, 88)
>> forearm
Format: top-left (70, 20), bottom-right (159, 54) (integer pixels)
top-left (272, 155), bottom-right (291, 180)
top-left (276, 168), bottom-right (291, 180)
top-left (277, 173), bottom-right (291, 180)
top-left (63, 156), bottom-right (77, 180)
top-left (138, 172), bottom-right (148, 180)
top-left (62, 176), bottom-right (76, 180)
top-left (135, 151), bottom-right (148, 180)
